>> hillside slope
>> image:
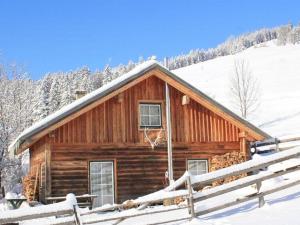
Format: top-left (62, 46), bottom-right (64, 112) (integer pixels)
top-left (173, 41), bottom-right (300, 138)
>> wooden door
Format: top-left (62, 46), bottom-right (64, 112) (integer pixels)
top-left (89, 161), bottom-right (115, 207)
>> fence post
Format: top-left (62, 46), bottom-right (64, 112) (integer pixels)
top-left (186, 175), bottom-right (195, 218)
top-left (73, 205), bottom-right (81, 225)
top-left (1, 186), bottom-right (5, 198)
top-left (275, 138), bottom-right (279, 152)
top-left (256, 181), bottom-right (265, 207)
top-left (66, 193), bottom-right (82, 225)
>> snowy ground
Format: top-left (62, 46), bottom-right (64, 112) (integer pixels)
top-left (173, 41), bottom-right (300, 138)
top-left (3, 180), bottom-right (300, 225)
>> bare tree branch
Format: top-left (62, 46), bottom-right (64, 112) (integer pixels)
top-left (229, 59), bottom-right (261, 119)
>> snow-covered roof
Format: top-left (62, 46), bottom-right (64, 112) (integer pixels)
top-left (9, 60), bottom-right (270, 154)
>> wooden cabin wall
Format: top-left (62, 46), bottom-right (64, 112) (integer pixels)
top-left (50, 141), bottom-right (240, 202)
top-left (29, 137), bottom-right (47, 201)
top-left (30, 138), bottom-right (45, 175)
top-left (30, 75), bottom-right (248, 201)
top-left (169, 87), bottom-right (241, 143)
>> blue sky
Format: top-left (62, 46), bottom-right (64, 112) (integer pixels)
top-left (1, 0), bottom-right (300, 79)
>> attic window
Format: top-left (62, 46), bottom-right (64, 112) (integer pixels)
top-left (139, 103), bottom-right (162, 128)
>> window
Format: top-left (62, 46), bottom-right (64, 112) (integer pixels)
top-left (89, 161), bottom-right (114, 207)
top-left (187, 160), bottom-right (208, 176)
top-left (139, 103), bottom-right (162, 128)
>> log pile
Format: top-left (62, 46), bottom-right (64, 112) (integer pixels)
top-left (122, 200), bottom-right (136, 210)
top-left (210, 151), bottom-right (247, 186)
top-left (163, 196), bottom-right (184, 206)
top-left (22, 174), bottom-right (38, 201)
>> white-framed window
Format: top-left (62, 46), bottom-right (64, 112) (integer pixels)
top-left (139, 103), bottom-right (162, 128)
top-left (187, 159), bottom-right (208, 176)
top-left (89, 161), bottom-right (114, 207)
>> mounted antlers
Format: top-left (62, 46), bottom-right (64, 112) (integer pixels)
top-left (144, 128), bottom-right (163, 150)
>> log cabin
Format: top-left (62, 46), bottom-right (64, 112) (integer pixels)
top-left (9, 60), bottom-right (270, 207)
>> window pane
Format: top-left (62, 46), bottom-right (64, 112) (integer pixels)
top-left (102, 185), bottom-right (113, 195)
top-left (102, 162), bottom-right (112, 174)
top-left (90, 173), bottom-right (101, 185)
top-left (90, 162), bottom-right (101, 173)
top-left (102, 173), bottom-right (112, 185)
top-left (188, 160), bottom-right (208, 176)
top-left (188, 161), bottom-right (197, 171)
top-left (150, 115), bottom-right (160, 126)
top-left (91, 184), bottom-right (101, 193)
top-left (140, 105), bottom-right (149, 115)
top-left (141, 116), bottom-right (150, 126)
top-left (149, 105), bottom-right (160, 115)
top-left (198, 162), bottom-right (207, 171)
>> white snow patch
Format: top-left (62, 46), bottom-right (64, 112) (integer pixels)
top-left (173, 41), bottom-right (300, 138)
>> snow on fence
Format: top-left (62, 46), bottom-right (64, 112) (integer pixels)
top-left (191, 146), bottom-right (300, 217)
top-left (2, 146), bottom-right (300, 225)
top-left (0, 193), bottom-right (79, 225)
top-left (251, 136), bottom-right (300, 152)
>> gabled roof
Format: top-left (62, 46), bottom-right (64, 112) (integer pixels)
top-left (9, 60), bottom-right (271, 154)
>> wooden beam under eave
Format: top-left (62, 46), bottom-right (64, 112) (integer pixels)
top-left (118, 92), bottom-right (124, 103)
top-left (153, 70), bottom-right (266, 141)
top-left (239, 131), bottom-right (249, 157)
top-left (182, 95), bottom-right (190, 105)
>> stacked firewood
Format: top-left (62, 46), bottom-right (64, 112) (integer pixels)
top-left (210, 151), bottom-right (247, 186)
top-left (22, 175), bottom-right (38, 201)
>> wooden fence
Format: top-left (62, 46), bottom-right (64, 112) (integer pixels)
top-left (0, 194), bottom-right (77, 225)
top-left (1, 144), bottom-right (300, 225)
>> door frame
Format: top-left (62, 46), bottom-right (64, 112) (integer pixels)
top-left (88, 159), bottom-right (117, 205)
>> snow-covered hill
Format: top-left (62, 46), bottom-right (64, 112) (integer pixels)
top-left (173, 41), bottom-right (300, 138)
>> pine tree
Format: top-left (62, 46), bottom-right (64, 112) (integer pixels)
top-left (33, 74), bottom-right (52, 121)
top-left (49, 76), bottom-right (62, 113)
top-left (102, 65), bottom-right (113, 85)
top-left (61, 76), bottom-right (74, 107)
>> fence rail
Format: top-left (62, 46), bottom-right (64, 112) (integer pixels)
top-left (0, 197), bottom-right (76, 225)
top-left (2, 142), bottom-right (300, 225)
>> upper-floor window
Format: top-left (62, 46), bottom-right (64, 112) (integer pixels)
top-left (139, 103), bottom-right (162, 128)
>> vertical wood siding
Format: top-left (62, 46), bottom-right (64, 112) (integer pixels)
top-left (51, 76), bottom-right (241, 145)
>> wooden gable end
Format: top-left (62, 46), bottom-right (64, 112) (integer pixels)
top-left (47, 74), bottom-right (248, 146)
